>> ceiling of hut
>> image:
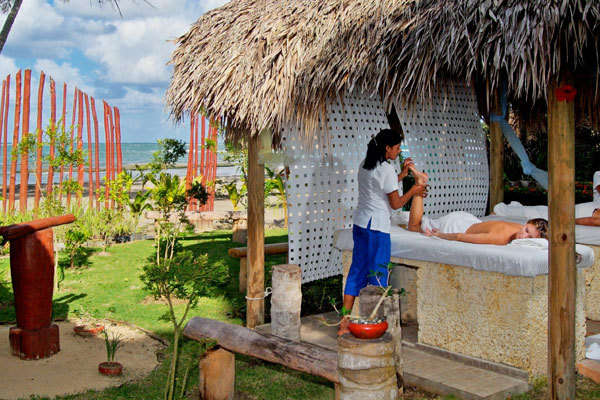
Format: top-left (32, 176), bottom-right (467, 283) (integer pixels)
top-left (166, 0), bottom-right (600, 139)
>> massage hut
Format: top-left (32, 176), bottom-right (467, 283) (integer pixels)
top-left (167, 0), bottom-right (600, 396)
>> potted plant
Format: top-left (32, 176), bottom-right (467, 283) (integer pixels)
top-left (98, 329), bottom-right (124, 376)
top-left (327, 264), bottom-right (399, 339)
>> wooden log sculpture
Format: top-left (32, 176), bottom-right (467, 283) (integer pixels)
top-left (0, 214), bottom-right (75, 360)
top-left (337, 333), bottom-right (398, 399)
top-left (270, 264), bottom-right (301, 341)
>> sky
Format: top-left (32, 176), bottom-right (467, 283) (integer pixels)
top-left (0, 0), bottom-right (229, 143)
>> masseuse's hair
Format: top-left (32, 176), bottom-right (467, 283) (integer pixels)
top-left (363, 128), bottom-right (404, 170)
top-left (527, 218), bottom-right (549, 239)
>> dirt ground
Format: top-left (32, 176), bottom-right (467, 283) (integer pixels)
top-left (0, 319), bottom-right (164, 400)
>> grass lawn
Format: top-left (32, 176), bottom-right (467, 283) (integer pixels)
top-left (1, 228), bottom-right (599, 399)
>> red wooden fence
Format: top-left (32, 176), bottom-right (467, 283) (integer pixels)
top-left (185, 113), bottom-right (218, 211)
top-left (0, 69), bottom-right (123, 213)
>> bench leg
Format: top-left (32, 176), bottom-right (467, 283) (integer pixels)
top-left (239, 257), bottom-right (247, 293)
top-left (199, 347), bottom-right (235, 400)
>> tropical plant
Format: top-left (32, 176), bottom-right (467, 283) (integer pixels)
top-left (102, 329), bottom-right (124, 363)
top-left (149, 138), bottom-right (187, 173)
top-left (64, 223), bottom-right (91, 269)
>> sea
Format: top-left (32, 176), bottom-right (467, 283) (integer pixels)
top-left (0, 142), bottom-right (240, 186)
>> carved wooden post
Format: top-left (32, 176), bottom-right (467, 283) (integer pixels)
top-left (1, 214), bottom-right (75, 359)
top-left (198, 347), bottom-right (235, 400)
top-left (547, 75), bottom-right (576, 399)
top-left (271, 264), bottom-right (301, 341)
top-left (337, 333), bottom-right (398, 399)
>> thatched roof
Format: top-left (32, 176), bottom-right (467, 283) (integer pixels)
top-left (166, 0), bottom-right (600, 139)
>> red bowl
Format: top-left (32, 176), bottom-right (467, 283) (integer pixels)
top-left (347, 320), bottom-right (388, 339)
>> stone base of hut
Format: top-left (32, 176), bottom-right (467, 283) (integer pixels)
top-left (342, 251), bottom-right (587, 379)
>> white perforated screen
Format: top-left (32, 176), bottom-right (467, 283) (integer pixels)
top-left (396, 84), bottom-right (489, 218)
top-left (282, 93), bottom-right (399, 283)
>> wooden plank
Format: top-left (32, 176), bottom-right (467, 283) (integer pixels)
top-left (0, 79), bottom-right (6, 213)
top-left (113, 106), bottom-right (122, 175)
top-left (184, 317), bottom-right (338, 383)
top-left (488, 88), bottom-right (504, 213)
top-left (2, 75), bottom-right (9, 213)
top-left (34, 71), bottom-right (45, 210)
top-left (66, 87), bottom-right (77, 207)
top-left (102, 101), bottom-right (110, 208)
top-left (58, 83), bottom-right (67, 202)
top-left (246, 132), bottom-right (265, 329)
top-left (547, 75), bottom-right (576, 400)
top-left (228, 242), bottom-right (288, 258)
top-left (185, 114), bottom-right (194, 211)
top-left (9, 70), bottom-right (22, 213)
top-left (19, 69), bottom-right (30, 213)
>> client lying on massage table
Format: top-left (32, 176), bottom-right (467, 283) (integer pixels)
top-left (406, 172), bottom-right (549, 245)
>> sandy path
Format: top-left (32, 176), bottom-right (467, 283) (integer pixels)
top-left (0, 319), bottom-right (164, 400)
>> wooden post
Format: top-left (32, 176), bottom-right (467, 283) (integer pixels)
top-left (58, 83), bottom-right (67, 202)
top-left (186, 114), bottom-right (194, 211)
top-left (102, 101), bottom-right (110, 208)
top-left (76, 90), bottom-right (84, 205)
top-left (2, 75), bottom-right (9, 213)
top-left (90, 97), bottom-right (100, 209)
top-left (113, 107), bottom-right (122, 175)
top-left (19, 69), bottom-right (31, 213)
top-left (246, 132), bottom-right (265, 329)
top-left (547, 75), bottom-right (576, 399)
top-left (337, 333), bottom-right (398, 399)
top-left (34, 71), bottom-right (45, 210)
top-left (46, 78), bottom-right (55, 196)
top-left (198, 348), bottom-right (235, 400)
top-left (271, 264), bottom-right (301, 341)
top-left (107, 104), bottom-right (115, 208)
top-left (9, 70), bottom-right (22, 213)
top-left (200, 116), bottom-right (206, 211)
top-left (0, 79), bottom-right (5, 213)
top-left (84, 94), bottom-right (93, 207)
top-left (489, 88), bottom-right (504, 213)
top-left (66, 87), bottom-right (77, 208)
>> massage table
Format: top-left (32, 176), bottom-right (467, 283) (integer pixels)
top-left (333, 225), bottom-right (595, 378)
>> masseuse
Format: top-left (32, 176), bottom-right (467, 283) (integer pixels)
top-left (339, 128), bottom-right (427, 336)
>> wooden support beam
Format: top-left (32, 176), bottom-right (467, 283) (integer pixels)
top-left (183, 317), bottom-right (338, 383)
top-left (2, 75), bottom-right (10, 213)
top-left (547, 75), bottom-right (576, 400)
top-left (19, 69), bottom-right (31, 213)
top-left (489, 88), bottom-right (504, 213)
top-left (198, 347), bottom-right (235, 400)
top-left (246, 132), bottom-right (265, 329)
top-left (9, 70), bottom-right (21, 213)
top-left (34, 71), bottom-right (45, 210)
top-left (46, 78), bottom-right (55, 196)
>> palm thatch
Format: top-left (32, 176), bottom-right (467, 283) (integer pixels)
top-left (167, 0), bottom-right (600, 140)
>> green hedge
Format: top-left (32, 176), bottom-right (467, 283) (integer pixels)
top-left (503, 181), bottom-right (594, 206)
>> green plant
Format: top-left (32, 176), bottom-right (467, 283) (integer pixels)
top-left (150, 138), bottom-right (187, 173)
top-left (103, 329), bottom-right (124, 363)
top-left (64, 223), bottom-right (91, 269)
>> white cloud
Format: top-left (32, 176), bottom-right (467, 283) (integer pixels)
top-left (33, 59), bottom-right (97, 96)
top-left (0, 55), bottom-right (19, 80)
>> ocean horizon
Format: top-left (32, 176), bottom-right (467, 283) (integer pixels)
top-left (0, 142), bottom-right (240, 185)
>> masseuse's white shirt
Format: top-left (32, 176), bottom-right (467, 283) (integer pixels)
top-left (353, 160), bottom-right (399, 234)
top-left (594, 171), bottom-right (600, 203)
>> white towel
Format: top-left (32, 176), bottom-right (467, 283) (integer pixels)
top-left (509, 238), bottom-right (549, 249)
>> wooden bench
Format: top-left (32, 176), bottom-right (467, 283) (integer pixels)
top-left (228, 242), bottom-right (288, 292)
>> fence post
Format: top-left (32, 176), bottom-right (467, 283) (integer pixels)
top-left (271, 264), bottom-right (301, 341)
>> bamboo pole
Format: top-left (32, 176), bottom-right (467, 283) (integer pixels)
top-left (58, 83), bottom-right (66, 202)
top-left (209, 124), bottom-right (218, 211)
top-left (0, 80), bottom-right (5, 213)
top-left (194, 114), bottom-right (199, 211)
top-left (84, 94), bottom-right (93, 209)
top-left (9, 70), bottom-right (22, 213)
top-left (19, 69), bottom-right (31, 213)
top-left (90, 97), bottom-right (100, 209)
top-left (47, 78), bottom-right (56, 196)
top-left (2, 75), bottom-right (9, 213)
top-left (102, 101), bottom-right (110, 208)
top-left (488, 88), bottom-right (504, 213)
top-left (34, 71), bottom-right (45, 210)
top-left (547, 75), bottom-right (576, 400)
top-left (246, 132), bottom-right (265, 329)
top-left (66, 87), bottom-right (77, 207)
top-left (199, 116), bottom-right (206, 211)
top-left (113, 106), bottom-right (122, 175)
top-left (76, 90), bottom-right (84, 205)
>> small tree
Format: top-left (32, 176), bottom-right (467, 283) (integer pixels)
top-left (140, 171), bottom-right (219, 400)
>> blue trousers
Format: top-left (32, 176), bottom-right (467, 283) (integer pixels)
top-left (344, 221), bottom-right (391, 296)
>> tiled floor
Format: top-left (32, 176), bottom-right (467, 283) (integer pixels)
top-left (257, 312), bottom-right (530, 400)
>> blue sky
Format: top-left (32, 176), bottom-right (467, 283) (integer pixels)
top-left (0, 0), bottom-right (228, 142)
